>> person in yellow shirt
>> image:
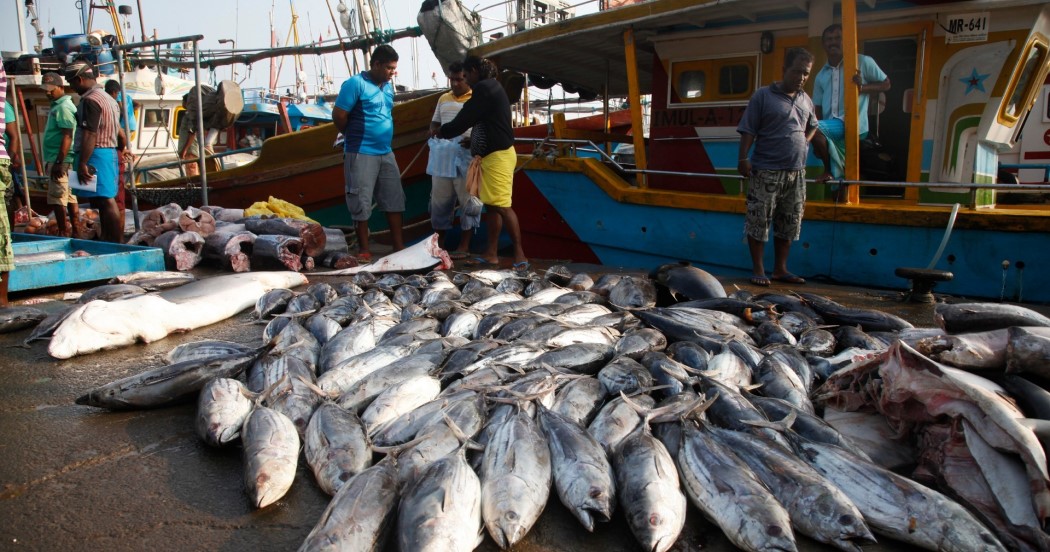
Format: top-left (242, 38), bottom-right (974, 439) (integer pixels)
top-left (427, 62), bottom-right (475, 259)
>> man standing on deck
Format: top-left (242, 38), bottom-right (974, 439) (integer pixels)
top-left (428, 62), bottom-right (476, 259)
top-left (65, 61), bottom-right (130, 243)
top-left (333, 44), bottom-right (405, 262)
top-left (0, 64), bottom-right (16, 306)
top-left (737, 48), bottom-right (832, 287)
top-left (42, 72), bottom-right (80, 238)
top-left (437, 56), bottom-right (528, 272)
top-left (813, 23), bottom-right (890, 178)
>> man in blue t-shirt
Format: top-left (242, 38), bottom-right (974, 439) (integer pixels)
top-left (333, 44), bottom-right (405, 261)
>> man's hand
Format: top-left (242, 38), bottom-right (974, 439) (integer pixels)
top-left (852, 71), bottom-right (863, 87)
top-left (50, 163), bottom-right (65, 180)
top-left (816, 170), bottom-right (833, 183)
top-left (737, 159), bottom-right (752, 177)
top-left (77, 163), bottom-right (93, 183)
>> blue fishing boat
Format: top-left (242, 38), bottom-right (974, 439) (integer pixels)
top-left (468, 0), bottom-right (1050, 302)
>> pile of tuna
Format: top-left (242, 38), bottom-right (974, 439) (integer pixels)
top-left (73, 262), bottom-right (1050, 552)
top-left (127, 203), bottom-right (356, 272)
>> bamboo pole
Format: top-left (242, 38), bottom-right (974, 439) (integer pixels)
top-left (623, 27), bottom-right (647, 188)
top-left (843, 0), bottom-right (860, 203)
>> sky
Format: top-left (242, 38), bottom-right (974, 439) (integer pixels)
top-left (0, 0), bottom-right (475, 93)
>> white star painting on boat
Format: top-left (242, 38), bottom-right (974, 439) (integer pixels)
top-left (960, 67), bottom-right (990, 94)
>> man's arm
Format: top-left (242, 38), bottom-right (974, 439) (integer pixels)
top-left (438, 89), bottom-right (485, 139)
top-left (52, 128), bottom-right (73, 179)
top-left (737, 133), bottom-right (755, 177)
top-left (77, 129), bottom-right (97, 182)
top-left (808, 127), bottom-right (833, 182)
top-left (7, 124), bottom-right (21, 170)
top-left (854, 56), bottom-right (891, 94)
top-left (332, 107), bottom-right (349, 134)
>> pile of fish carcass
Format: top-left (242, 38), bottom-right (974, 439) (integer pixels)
top-left (73, 261), bottom-right (1050, 552)
top-left (126, 203), bottom-right (356, 273)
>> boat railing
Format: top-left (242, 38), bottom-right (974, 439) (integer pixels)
top-left (515, 137), bottom-right (1050, 195)
top-left (474, 0), bottom-right (593, 38)
top-left (132, 145), bottom-right (263, 177)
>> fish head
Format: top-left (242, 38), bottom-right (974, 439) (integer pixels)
top-left (75, 387), bottom-right (131, 409)
top-left (249, 472), bottom-right (283, 509)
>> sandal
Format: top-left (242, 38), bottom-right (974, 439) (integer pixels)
top-left (750, 275), bottom-right (771, 287)
top-left (449, 251), bottom-right (470, 260)
top-left (771, 274), bottom-right (806, 285)
top-left (512, 261), bottom-right (531, 274)
top-left (464, 257), bottom-right (499, 268)
top-left (355, 252), bottom-right (373, 263)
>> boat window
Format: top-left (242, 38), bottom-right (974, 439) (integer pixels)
top-left (719, 64), bottom-right (750, 96)
top-left (999, 37), bottom-right (1049, 126)
top-left (669, 56), bottom-right (757, 106)
top-left (678, 71), bottom-right (706, 99)
top-left (143, 108), bottom-right (169, 128)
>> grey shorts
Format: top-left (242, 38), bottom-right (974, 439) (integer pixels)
top-left (344, 152), bottom-right (405, 222)
top-left (429, 175), bottom-right (477, 230)
top-left (744, 169), bottom-right (807, 242)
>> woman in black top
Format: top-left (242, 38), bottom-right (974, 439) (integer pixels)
top-left (438, 56), bottom-right (528, 272)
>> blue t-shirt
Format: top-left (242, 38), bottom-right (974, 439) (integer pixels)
top-left (334, 71), bottom-right (394, 155)
top-left (737, 83), bottom-right (818, 171)
top-left (117, 91), bottom-right (137, 132)
top-left (812, 54), bottom-right (887, 137)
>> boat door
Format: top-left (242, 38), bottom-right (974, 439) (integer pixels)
top-left (851, 22), bottom-right (930, 200)
top-left (859, 35), bottom-right (917, 195)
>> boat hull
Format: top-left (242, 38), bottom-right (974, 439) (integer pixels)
top-left (516, 159), bottom-right (1050, 303)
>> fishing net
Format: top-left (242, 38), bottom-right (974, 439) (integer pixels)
top-left (129, 185), bottom-right (202, 208)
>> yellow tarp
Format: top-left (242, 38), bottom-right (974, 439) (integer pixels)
top-left (244, 196), bottom-right (318, 224)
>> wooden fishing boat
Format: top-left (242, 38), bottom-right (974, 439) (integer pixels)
top-left (466, 0), bottom-right (1050, 302)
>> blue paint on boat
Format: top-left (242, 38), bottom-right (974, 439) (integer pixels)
top-left (524, 169), bottom-right (1048, 302)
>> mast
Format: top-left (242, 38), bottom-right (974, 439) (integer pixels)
top-left (14, 0), bottom-right (28, 52)
top-left (269, 3), bottom-right (279, 95)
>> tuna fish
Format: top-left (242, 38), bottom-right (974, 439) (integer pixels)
top-left (303, 402), bottom-right (372, 496)
top-left (537, 406), bottom-right (616, 531)
top-left (242, 406), bottom-right (300, 509)
top-left (297, 460), bottom-right (399, 552)
top-left (196, 377), bottom-right (256, 446)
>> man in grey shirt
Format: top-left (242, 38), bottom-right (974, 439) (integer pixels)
top-left (737, 47), bottom-right (831, 287)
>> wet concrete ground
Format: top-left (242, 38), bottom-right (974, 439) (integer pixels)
top-left (0, 259), bottom-right (1026, 552)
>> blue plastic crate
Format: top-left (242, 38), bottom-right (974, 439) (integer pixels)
top-left (10, 233), bottom-right (165, 292)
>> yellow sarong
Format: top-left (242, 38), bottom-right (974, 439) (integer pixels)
top-left (479, 146), bottom-right (516, 208)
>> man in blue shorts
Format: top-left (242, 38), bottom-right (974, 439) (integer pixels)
top-left (737, 48), bottom-right (832, 287)
top-left (333, 45), bottom-right (405, 261)
top-left (65, 61), bottom-right (130, 243)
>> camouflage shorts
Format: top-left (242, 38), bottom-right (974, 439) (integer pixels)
top-left (0, 160), bottom-right (14, 271)
top-left (744, 169), bottom-right (806, 242)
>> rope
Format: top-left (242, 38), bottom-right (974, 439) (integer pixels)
top-left (399, 141), bottom-right (429, 178)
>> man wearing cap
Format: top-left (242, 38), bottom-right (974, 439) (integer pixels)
top-left (41, 72), bottom-right (80, 237)
top-left (64, 61), bottom-right (129, 243)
